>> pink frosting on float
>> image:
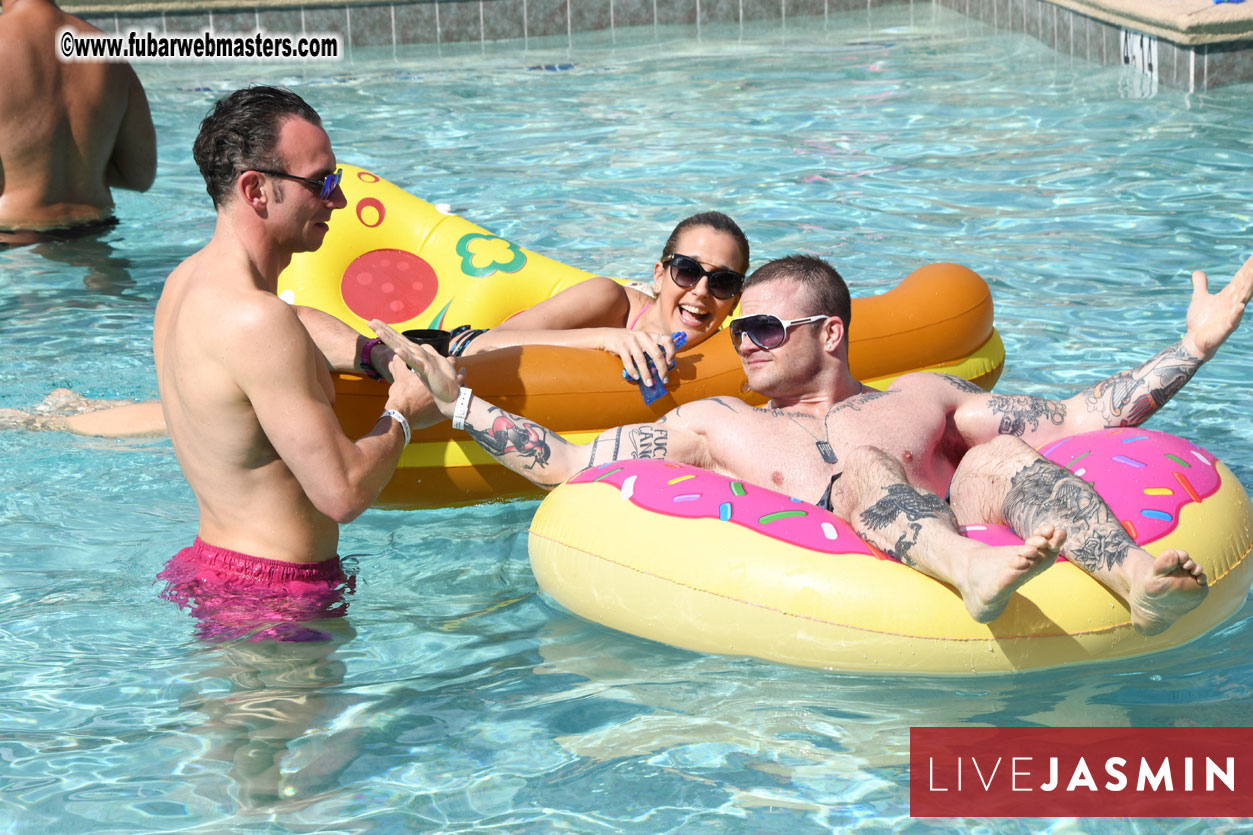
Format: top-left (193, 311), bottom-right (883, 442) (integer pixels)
top-left (568, 459), bottom-right (878, 556)
top-left (569, 429), bottom-right (1223, 556)
top-left (1037, 428), bottom-right (1220, 545)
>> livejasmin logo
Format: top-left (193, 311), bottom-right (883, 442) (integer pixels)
top-left (910, 727), bottom-right (1252, 817)
top-left (927, 753), bottom-right (1235, 793)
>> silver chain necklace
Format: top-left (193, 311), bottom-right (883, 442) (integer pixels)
top-left (777, 408), bottom-right (837, 464)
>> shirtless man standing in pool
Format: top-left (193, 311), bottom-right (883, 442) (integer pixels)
top-left (0, 0), bottom-right (157, 244)
top-left (381, 252), bottom-right (1253, 635)
top-left (153, 86), bottom-right (429, 639)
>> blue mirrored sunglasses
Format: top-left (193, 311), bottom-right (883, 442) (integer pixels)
top-left (254, 167), bottom-right (343, 200)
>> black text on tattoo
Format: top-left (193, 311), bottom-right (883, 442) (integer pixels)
top-left (628, 426), bottom-right (669, 460)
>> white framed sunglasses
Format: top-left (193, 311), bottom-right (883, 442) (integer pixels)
top-left (730, 313), bottom-right (828, 350)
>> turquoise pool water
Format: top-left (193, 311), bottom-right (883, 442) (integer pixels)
top-left (2, 5), bottom-right (1252, 831)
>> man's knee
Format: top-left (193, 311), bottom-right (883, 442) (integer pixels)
top-left (977, 433), bottom-right (1037, 461)
top-left (957, 434), bottom-right (1041, 480)
top-left (949, 435), bottom-right (1041, 524)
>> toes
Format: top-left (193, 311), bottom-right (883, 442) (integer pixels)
top-left (1019, 540), bottom-right (1048, 561)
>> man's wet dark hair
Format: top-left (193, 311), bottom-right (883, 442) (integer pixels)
top-left (744, 255), bottom-right (852, 329)
top-left (192, 86), bottom-right (322, 208)
top-left (660, 211), bottom-right (751, 274)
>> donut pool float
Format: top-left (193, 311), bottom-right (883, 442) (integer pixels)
top-left (278, 165), bottom-right (1006, 508)
top-left (528, 429), bottom-right (1253, 674)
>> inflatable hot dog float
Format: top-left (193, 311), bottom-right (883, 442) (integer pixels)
top-left (528, 429), bottom-right (1253, 674)
top-left (277, 165), bottom-right (1005, 508)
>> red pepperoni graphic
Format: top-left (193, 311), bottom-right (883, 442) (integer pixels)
top-left (341, 249), bottom-right (438, 324)
top-left (356, 171), bottom-right (381, 183)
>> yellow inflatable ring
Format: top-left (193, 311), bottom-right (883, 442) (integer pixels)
top-left (277, 165), bottom-right (1006, 508)
top-left (528, 428), bottom-right (1253, 674)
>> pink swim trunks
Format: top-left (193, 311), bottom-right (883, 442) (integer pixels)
top-left (157, 537), bottom-right (356, 642)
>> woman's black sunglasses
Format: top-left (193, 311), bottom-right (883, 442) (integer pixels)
top-left (730, 313), bottom-right (828, 350)
top-left (663, 254), bottom-right (744, 300)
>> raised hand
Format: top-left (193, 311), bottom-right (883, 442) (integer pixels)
top-left (1184, 254), bottom-right (1253, 360)
top-left (370, 320), bottom-right (463, 418)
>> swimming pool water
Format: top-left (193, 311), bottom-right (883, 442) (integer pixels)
top-left (2, 5), bottom-right (1252, 832)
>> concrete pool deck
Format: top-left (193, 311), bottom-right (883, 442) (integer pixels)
top-left (49, 0), bottom-right (1253, 91)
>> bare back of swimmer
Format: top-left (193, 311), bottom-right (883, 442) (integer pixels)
top-left (0, 0), bottom-right (156, 239)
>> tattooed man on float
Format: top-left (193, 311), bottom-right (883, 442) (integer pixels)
top-left (378, 253), bottom-right (1253, 635)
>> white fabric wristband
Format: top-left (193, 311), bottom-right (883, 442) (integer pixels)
top-left (380, 408), bottom-right (411, 446)
top-left (452, 387), bottom-right (474, 430)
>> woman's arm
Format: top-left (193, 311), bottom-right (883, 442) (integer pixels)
top-left (461, 276), bottom-right (677, 384)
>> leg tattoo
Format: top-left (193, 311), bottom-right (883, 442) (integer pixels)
top-left (1002, 459), bottom-right (1132, 573)
top-left (858, 484), bottom-right (957, 566)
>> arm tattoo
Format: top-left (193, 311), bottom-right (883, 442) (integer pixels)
top-left (830, 390), bottom-right (893, 414)
top-left (1079, 341), bottom-right (1201, 427)
top-left (627, 425), bottom-right (669, 459)
top-left (464, 406), bottom-right (553, 470)
top-left (706, 397), bottom-right (742, 412)
top-left (942, 375), bottom-right (985, 394)
top-left (668, 398), bottom-right (736, 423)
top-left (1002, 459), bottom-right (1132, 573)
top-left (589, 425), bottom-right (667, 468)
top-left (987, 394), bottom-right (1067, 436)
top-left (857, 484), bottom-right (956, 566)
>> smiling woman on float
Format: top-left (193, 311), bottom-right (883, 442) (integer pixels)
top-left (0, 212), bottom-right (749, 436)
top-left (449, 210), bottom-right (749, 386)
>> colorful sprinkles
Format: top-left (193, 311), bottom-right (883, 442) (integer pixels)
top-left (759, 510), bottom-right (808, 525)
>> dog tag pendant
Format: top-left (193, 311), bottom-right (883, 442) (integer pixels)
top-left (816, 441), bottom-right (837, 464)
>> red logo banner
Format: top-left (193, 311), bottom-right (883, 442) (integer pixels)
top-left (910, 727), bottom-right (1252, 818)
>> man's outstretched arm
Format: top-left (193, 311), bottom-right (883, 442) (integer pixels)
top-left (456, 397), bottom-right (690, 489)
top-left (954, 255), bottom-right (1253, 445)
top-left (371, 320), bottom-right (704, 489)
top-left (1067, 256), bottom-right (1251, 428)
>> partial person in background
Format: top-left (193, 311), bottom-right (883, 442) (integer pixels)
top-left (0, 0), bottom-right (157, 245)
top-left (0, 211), bottom-right (750, 435)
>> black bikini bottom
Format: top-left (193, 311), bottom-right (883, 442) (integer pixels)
top-left (0, 215), bottom-right (119, 247)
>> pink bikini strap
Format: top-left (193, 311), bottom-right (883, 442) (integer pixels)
top-left (628, 301), bottom-right (652, 331)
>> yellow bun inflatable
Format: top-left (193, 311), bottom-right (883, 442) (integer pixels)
top-left (278, 165), bottom-right (1005, 508)
top-left (529, 429), bottom-right (1253, 674)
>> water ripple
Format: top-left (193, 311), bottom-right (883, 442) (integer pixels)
top-left (2, 6), bottom-right (1252, 833)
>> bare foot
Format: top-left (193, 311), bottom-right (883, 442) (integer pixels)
top-left (0, 408), bottom-right (67, 431)
top-left (961, 524), bottom-right (1067, 623)
top-left (1128, 549), bottom-right (1208, 636)
top-left (36, 388), bottom-right (131, 416)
